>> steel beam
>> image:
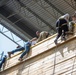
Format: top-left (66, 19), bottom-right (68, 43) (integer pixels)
top-left (0, 14), bottom-right (31, 41)
top-left (0, 0), bottom-right (9, 7)
top-left (44, 0), bottom-right (64, 15)
top-left (17, 0), bottom-right (56, 32)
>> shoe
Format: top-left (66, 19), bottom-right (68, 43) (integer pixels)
top-left (54, 40), bottom-right (57, 45)
top-left (18, 58), bottom-right (23, 61)
top-left (8, 52), bottom-right (12, 58)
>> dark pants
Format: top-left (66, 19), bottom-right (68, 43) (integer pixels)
top-left (55, 25), bottom-right (68, 41)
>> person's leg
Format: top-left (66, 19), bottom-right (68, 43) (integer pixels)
top-left (0, 61), bottom-right (3, 69)
top-left (54, 28), bottom-right (62, 44)
top-left (0, 57), bottom-right (6, 69)
top-left (62, 30), bottom-right (66, 40)
top-left (62, 25), bottom-right (69, 40)
top-left (19, 42), bottom-right (31, 61)
top-left (8, 47), bottom-right (25, 57)
top-left (11, 47), bottom-right (25, 54)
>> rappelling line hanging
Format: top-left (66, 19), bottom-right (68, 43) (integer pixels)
top-left (52, 45), bottom-right (58, 75)
top-left (71, 41), bottom-right (76, 75)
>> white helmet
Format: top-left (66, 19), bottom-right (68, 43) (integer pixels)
top-left (60, 13), bottom-right (69, 20)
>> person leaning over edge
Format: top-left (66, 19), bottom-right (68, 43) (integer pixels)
top-left (8, 37), bottom-right (37, 61)
top-left (54, 14), bottom-right (69, 45)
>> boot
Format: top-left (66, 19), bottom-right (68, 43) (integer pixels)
top-left (18, 58), bottom-right (23, 61)
top-left (8, 52), bottom-right (12, 58)
top-left (54, 40), bottom-right (58, 45)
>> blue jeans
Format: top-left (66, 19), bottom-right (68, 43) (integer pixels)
top-left (11, 42), bottom-right (31, 58)
top-left (0, 56), bottom-right (6, 69)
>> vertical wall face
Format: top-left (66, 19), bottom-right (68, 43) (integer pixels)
top-left (0, 25), bottom-right (76, 75)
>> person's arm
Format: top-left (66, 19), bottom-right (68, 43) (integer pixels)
top-left (36, 34), bottom-right (42, 43)
top-left (30, 37), bottom-right (37, 42)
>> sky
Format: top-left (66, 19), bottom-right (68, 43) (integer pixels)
top-left (0, 33), bottom-right (18, 56)
top-left (0, 24), bottom-right (24, 56)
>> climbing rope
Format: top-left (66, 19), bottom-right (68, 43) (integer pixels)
top-left (71, 53), bottom-right (76, 75)
top-left (52, 45), bottom-right (58, 75)
top-left (71, 41), bottom-right (76, 75)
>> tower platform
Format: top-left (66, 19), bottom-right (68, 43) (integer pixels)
top-left (0, 24), bottom-right (76, 75)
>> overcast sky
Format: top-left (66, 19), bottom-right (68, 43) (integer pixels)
top-left (0, 24), bottom-right (24, 56)
top-left (0, 33), bottom-right (18, 56)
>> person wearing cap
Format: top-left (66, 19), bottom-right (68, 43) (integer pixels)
top-left (8, 37), bottom-right (37, 61)
top-left (54, 14), bottom-right (69, 44)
